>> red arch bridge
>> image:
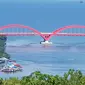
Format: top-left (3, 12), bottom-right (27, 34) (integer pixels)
top-left (0, 24), bottom-right (85, 44)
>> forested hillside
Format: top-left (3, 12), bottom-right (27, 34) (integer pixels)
top-left (0, 36), bottom-right (10, 59)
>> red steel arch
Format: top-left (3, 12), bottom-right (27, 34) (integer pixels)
top-left (0, 24), bottom-right (47, 40)
top-left (52, 25), bottom-right (85, 34)
top-left (0, 24), bottom-right (85, 41)
top-left (45, 25), bottom-right (85, 41)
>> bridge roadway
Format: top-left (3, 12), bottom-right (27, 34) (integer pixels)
top-left (0, 32), bottom-right (85, 36)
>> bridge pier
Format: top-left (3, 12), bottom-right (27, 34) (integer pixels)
top-left (40, 35), bottom-right (52, 44)
top-left (40, 39), bottom-right (52, 45)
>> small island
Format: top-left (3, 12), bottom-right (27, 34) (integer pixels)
top-left (0, 36), bottom-right (10, 59)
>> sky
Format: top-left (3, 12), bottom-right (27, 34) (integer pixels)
top-left (0, 0), bottom-right (82, 3)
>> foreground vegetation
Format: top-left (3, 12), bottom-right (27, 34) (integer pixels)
top-left (0, 69), bottom-right (85, 85)
top-left (0, 36), bottom-right (10, 59)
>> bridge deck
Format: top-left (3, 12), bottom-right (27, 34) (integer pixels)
top-left (0, 33), bottom-right (85, 36)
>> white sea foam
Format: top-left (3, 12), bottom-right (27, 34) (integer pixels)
top-left (6, 39), bottom-right (32, 46)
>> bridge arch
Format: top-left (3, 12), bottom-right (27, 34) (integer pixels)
top-left (45, 25), bottom-right (85, 41)
top-left (0, 24), bottom-right (46, 40)
top-left (1, 24), bottom-right (85, 42)
top-left (52, 25), bottom-right (85, 34)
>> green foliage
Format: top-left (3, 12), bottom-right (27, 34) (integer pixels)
top-left (0, 36), bottom-right (10, 59)
top-left (0, 69), bottom-right (85, 85)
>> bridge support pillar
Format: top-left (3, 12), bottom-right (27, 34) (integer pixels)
top-left (40, 40), bottom-right (52, 45)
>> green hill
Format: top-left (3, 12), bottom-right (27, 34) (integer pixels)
top-left (0, 36), bottom-right (10, 59)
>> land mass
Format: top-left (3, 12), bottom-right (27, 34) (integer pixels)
top-left (0, 36), bottom-right (10, 59)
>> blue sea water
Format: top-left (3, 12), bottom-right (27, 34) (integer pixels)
top-left (0, 2), bottom-right (85, 78)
